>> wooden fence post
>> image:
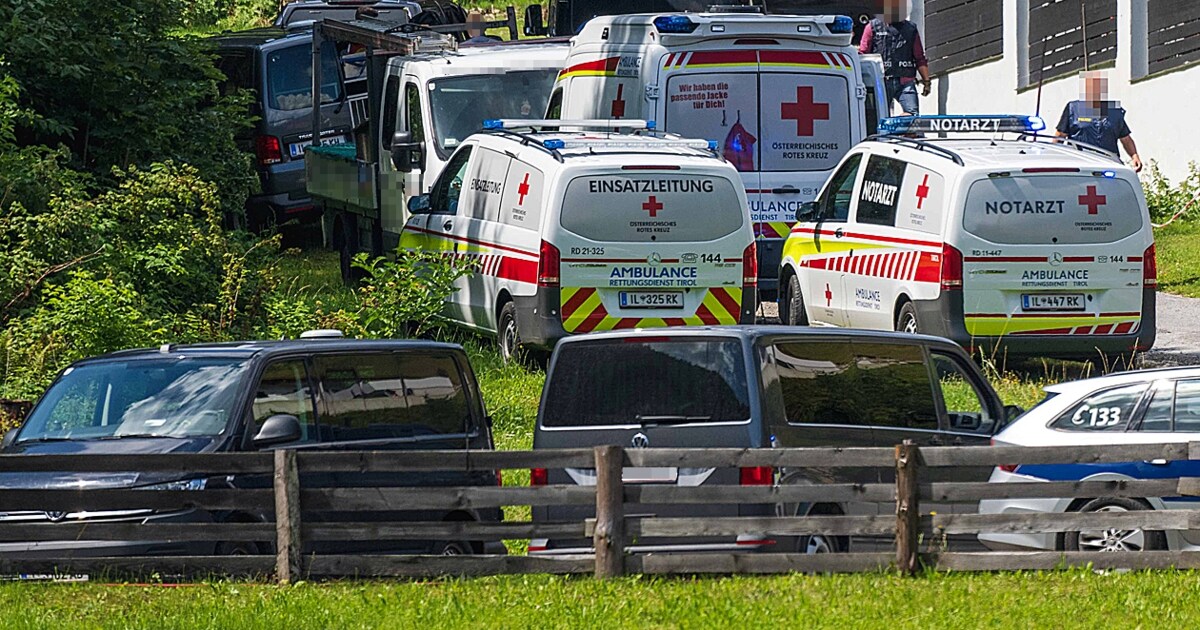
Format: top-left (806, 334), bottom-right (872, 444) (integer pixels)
top-left (593, 444), bottom-right (625, 579)
top-left (274, 449), bottom-right (302, 585)
top-left (894, 440), bottom-right (922, 576)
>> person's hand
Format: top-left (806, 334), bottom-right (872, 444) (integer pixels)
top-left (921, 80), bottom-right (932, 97)
top-left (1131, 154), bottom-right (1143, 173)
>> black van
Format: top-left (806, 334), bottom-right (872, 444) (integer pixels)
top-left (530, 326), bottom-right (1015, 555)
top-left (0, 334), bottom-right (502, 557)
top-left (210, 28), bottom-right (353, 229)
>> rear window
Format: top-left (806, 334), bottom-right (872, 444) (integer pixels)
top-left (962, 175), bottom-right (1144, 245)
top-left (560, 174), bottom-right (745, 242)
top-left (267, 43), bottom-right (341, 111)
top-left (541, 339), bottom-right (751, 427)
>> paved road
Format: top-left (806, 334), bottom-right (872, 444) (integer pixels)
top-left (755, 292), bottom-right (1200, 367)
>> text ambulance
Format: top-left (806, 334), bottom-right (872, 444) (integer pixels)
top-left (779, 115), bottom-right (1156, 361)
top-left (399, 120), bottom-right (757, 360)
top-left (549, 12), bottom-right (886, 295)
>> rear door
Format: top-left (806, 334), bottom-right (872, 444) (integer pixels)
top-left (264, 41), bottom-right (349, 163)
top-left (957, 172), bottom-right (1150, 338)
top-left (556, 169), bottom-right (750, 332)
top-left (791, 152), bottom-right (864, 327)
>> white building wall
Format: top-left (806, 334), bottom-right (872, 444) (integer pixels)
top-left (911, 0), bottom-right (1200, 182)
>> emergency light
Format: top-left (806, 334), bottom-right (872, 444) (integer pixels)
top-left (828, 15), bottom-right (854, 34)
top-left (540, 138), bottom-right (716, 151)
top-left (878, 115), bottom-right (1047, 135)
top-left (653, 15), bottom-right (699, 33)
top-left (484, 119), bottom-right (655, 131)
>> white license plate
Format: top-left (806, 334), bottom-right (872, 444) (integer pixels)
top-left (619, 291), bottom-right (684, 309)
top-left (622, 467), bottom-right (678, 483)
top-left (289, 135), bottom-right (346, 158)
top-left (1022, 293), bottom-right (1086, 311)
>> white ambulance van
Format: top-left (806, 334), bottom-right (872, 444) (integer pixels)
top-left (778, 115), bottom-right (1156, 361)
top-left (399, 120), bottom-right (758, 360)
top-left (548, 12), bottom-right (887, 296)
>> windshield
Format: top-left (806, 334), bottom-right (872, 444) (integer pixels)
top-left (18, 358), bottom-right (249, 442)
top-left (267, 43), bottom-right (341, 111)
top-left (429, 69), bottom-right (557, 155)
top-left (541, 338), bottom-right (750, 427)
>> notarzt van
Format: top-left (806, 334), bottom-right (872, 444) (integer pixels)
top-left (399, 120), bottom-right (757, 360)
top-left (779, 115), bottom-right (1156, 361)
top-left (549, 12), bottom-right (887, 295)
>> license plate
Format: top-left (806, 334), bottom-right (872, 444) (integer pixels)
top-left (289, 135), bottom-right (346, 158)
top-left (1022, 293), bottom-right (1086, 311)
top-left (622, 467), bottom-right (678, 484)
top-left (619, 291), bottom-right (684, 309)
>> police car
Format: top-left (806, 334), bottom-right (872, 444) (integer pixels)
top-left (778, 115), bottom-right (1157, 361)
top-left (980, 366), bottom-right (1200, 553)
top-left (549, 11), bottom-right (889, 294)
top-left (399, 120), bottom-right (757, 360)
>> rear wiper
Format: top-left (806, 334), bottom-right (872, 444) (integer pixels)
top-left (636, 415), bottom-right (712, 426)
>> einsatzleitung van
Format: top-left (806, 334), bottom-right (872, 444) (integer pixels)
top-left (399, 120), bottom-right (757, 360)
top-left (778, 115), bottom-right (1156, 362)
top-left (549, 12), bottom-right (887, 295)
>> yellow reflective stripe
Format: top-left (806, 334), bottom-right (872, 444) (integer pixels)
top-left (782, 236), bottom-right (892, 264)
top-left (965, 315), bottom-right (1140, 336)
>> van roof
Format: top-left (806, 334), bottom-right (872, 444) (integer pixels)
top-left (575, 12), bottom-right (854, 46)
top-left (865, 136), bottom-right (1127, 172)
top-left (401, 41), bottom-right (568, 69)
top-left (75, 339), bottom-right (463, 364)
top-left (481, 129), bottom-right (724, 163)
top-left (553, 325), bottom-right (965, 352)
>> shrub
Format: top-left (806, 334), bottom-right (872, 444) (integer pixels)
top-left (351, 250), bottom-right (474, 339)
top-left (1142, 160), bottom-right (1200, 225)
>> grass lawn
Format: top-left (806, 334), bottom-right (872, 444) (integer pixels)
top-left (2, 570), bottom-right (1196, 628)
top-left (1154, 221), bottom-right (1200, 298)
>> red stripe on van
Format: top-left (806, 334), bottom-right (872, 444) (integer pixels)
top-left (711, 288), bottom-right (741, 317)
top-left (573, 303), bottom-right (609, 334)
top-left (1094, 324), bottom-right (1114, 334)
top-left (405, 226), bottom-right (537, 257)
top-left (695, 303), bottom-right (720, 325)
top-left (759, 50), bottom-right (834, 67)
top-left (559, 56), bottom-right (620, 78)
top-left (914, 252), bottom-right (941, 283)
top-left (1113, 322), bottom-right (1135, 334)
top-left (682, 50), bottom-right (758, 67)
top-left (612, 317), bottom-right (640, 330)
top-left (496, 256), bottom-right (537, 283)
top-left (664, 318), bottom-right (687, 327)
top-left (789, 227), bottom-right (941, 249)
top-left (562, 287), bottom-right (595, 317)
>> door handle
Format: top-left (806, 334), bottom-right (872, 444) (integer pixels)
top-left (834, 228), bottom-right (844, 238)
top-left (442, 220), bottom-right (453, 231)
top-left (772, 186), bottom-right (801, 195)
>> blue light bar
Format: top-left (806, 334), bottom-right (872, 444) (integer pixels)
top-left (653, 15), bottom-right (699, 34)
top-left (877, 115), bottom-right (1047, 135)
top-left (646, 120), bottom-right (657, 130)
top-left (542, 139), bottom-right (566, 150)
top-left (483, 119), bottom-right (503, 130)
top-left (828, 15), bottom-right (854, 34)
top-left (707, 140), bottom-right (718, 150)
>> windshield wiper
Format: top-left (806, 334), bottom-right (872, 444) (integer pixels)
top-left (636, 415), bottom-right (713, 426)
top-left (95, 434), bottom-right (177, 440)
top-left (14, 437), bottom-right (75, 444)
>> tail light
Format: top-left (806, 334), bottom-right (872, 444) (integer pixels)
top-left (940, 243), bottom-right (963, 291)
top-left (530, 467), bottom-right (548, 486)
top-left (1143, 243), bottom-right (1158, 288)
top-left (537, 240), bottom-right (560, 287)
top-left (495, 469), bottom-right (503, 486)
top-left (739, 466), bottom-right (773, 486)
top-left (998, 464), bottom-right (1018, 473)
top-left (742, 242), bottom-right (758, 287)
top-left (254, 135), bottom-right (283, 166)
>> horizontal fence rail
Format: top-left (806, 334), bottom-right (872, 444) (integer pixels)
top-left (0, 443), bottom-right (1199, 581)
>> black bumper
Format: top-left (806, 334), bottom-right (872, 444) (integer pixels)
top-left (912, 288), bottom-right (1157, 360)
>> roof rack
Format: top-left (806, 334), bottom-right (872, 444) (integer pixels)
top-left (484, 119), bottom-right (656, 131)
top-left (866, 135), bottom-right (965, 166)
top-left (482, 126), bottom-right (720, 162)
top-left (1015, 133), bottom-right (1122, 162)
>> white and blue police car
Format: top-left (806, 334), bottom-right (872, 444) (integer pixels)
top-left (980, 366), bottom-right (1200, 552)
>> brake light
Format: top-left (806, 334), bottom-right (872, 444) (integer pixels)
top-left (538, 240), bottom-right (560, 287)
top-left (495, 469), bottom-right (503, 486)
top-left (622, 165), bottom-right (680, 170)
top-left (1021, 167), bottom-right (1080, 173)
top-left (530, 467), bottom-right (548, 486)
top-left (1143, 243), bottom-right (1158, 288)
top-left (998, 464), bottom-right (1018, 473)
top-left (740, 466), bottom-right (773, 486)
top-left (742, 242), bottom-right (758, 287)
top-left (940, 243), bottom-right (963, 291)
top-left (254, 135), bottom-right (283, 166)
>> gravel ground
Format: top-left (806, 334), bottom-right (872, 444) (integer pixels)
top-left (753, 292), bottom-right (1200, 367)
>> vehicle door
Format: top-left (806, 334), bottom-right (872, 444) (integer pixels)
top-left (401, 144), bottom-right (474, 323)
top-left (456, 146), bottom-right (513, 328)
top-left (858, 55), bottom-right (889, 134)
top-left (263, 41), bottom-right (349, 167)
top-left (377, 71), bottom-right (421, 236)
top-left (1132, 378), bottom-right (1200, 546)
top-left (797, 152), bottom-right (863, 326)
top-left (247, 358), bottom-right (321, 449)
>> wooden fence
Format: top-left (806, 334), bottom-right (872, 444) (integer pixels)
top-left (2, 442), bottom-right (1200, 582)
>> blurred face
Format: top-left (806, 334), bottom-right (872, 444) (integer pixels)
top-left (884, 0), bottom-right (906, 21)
top-left (1081, 72), bottom-right (1108, 103)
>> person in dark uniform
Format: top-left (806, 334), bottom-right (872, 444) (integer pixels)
top-left (858, 0), bottom-right (931, 115)
top-left (1055, 71), bottom-right (1143, 172)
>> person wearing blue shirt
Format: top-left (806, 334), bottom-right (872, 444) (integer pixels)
top-left (1055, 71), bottom-right (1142, 172)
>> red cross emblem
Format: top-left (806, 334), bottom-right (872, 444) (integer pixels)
top-left (610, 84), bottom-right (626, 119)
top-left (1078, 185), bottom-right (1107, 215)
top-left (915, 174), bottom-right (930, 210)
top-left (642, 195), bottom-right (663, 217)
top-left (517, 173), bottom-right (530, 205)
top-left (824, 283), bottom-right (833, 306)
top-left (780, 86), bottom-right (830, 137)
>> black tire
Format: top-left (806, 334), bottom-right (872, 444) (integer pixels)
top-left (1063, 497), bottom-right (1167, 552)
top-left (895, 301), bottom-right (919, 334)
top-left (433, 540), bottom-right (472, 556)
top-left (796, 503), bottom-right (848, 554)
top-left (780, 273), bottom-right (809, 326)
top-left (216, 541), bottom-right (258, 556)
top-left (497, 301), bottom-right (521, 364)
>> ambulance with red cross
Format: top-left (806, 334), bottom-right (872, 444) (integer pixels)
top-left (399, 120), bottom-right (757, 361)
top-left (778, 115), bottom-right (1157, 361)
top-left (547, 12), bottom-right (888, 296)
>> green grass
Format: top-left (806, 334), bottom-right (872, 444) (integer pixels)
top-left (1154, 221), bottom-right (1200, 298)
top-left (3, 570), bottom-right (1197, 628)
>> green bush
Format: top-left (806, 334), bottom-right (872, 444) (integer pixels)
top-left (352, 250), bottom-right (474, 338)
top-left (1142, 160), bottom-right (1200, 225)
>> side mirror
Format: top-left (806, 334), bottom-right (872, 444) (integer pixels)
top-left (523, 5), bottom-right (547, 36)
top-left (1, 428), bottom-right (17, 451)
top-left (389, 131), bottom-right (423, 173)
top-left (407, 194), bottom-right (432, 214)
top-left (796, 200), bottom-right (820, 222)
top-left (1004, 404), bottom-right (1025, 424)
top-left (252, 414), bottom-right (303, 448)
